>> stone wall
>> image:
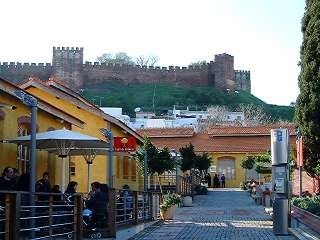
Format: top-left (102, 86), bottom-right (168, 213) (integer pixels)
top-left (0, 47), bottom-right (251, 93)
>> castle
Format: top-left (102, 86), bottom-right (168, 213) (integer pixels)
top-left (0, 47), bottom-right (251, 92)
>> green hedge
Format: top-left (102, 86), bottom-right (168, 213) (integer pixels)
top-left (292, 196), bottom-right (320, 217)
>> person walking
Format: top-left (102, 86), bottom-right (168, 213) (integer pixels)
top-left (217, 174), bottom-right (221, 188)
top-left (221, 174), bottom-right (226, 188)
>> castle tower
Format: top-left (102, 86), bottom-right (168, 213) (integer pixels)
top-left (52, 47), bottom-right (84, 89)
top-left (209, 53), bottom-right (235, 91)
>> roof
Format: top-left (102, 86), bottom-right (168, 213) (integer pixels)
top-left (0, 77), bottom-right (85, 128)
top-left (208, 124), bottom-right (296, 136)
top-left (137, 128), bottom-right (194, 138)
top-left (19, 77), bottom-right (143, 143)
top-left (139, 126), bottom-right (296, 153)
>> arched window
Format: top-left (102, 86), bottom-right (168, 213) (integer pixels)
top-left (217, 156), bottom-right (236, 180)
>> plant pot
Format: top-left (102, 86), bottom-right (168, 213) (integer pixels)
top-left (183, 196), bottom-right (193, 207)
top-left (160, 205), bottom-right (177, 220)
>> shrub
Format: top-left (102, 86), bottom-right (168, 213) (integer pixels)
top-left (194, 184), bottom-right (208, 195)
top-left (240, 181), bottom-right (247, 190)
top-left (292, 196), bottom-right (320, 217)
top-left (160, 193), bottom-right (181, 211)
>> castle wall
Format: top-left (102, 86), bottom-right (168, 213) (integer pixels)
top-left (82, 62), bottom-right (209, 87)
top-left (0, 47), bottom-right (251, 93)
top-left (0, 62), bottom-right (52, 83)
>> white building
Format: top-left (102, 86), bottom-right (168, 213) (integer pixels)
top-left (100, 107), bottom-right (130, 125)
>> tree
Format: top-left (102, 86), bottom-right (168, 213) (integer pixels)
top-left (237, 104), bottom-right (271, 126)
top-left (189, 60), bottom-right (207, 67)
top-left (97, 52), bottom-right (134, 65)
top-left (195, 153), bottom-right (212, 177)
top-left (135, 54), bottom-right (159, 67)
top-left (295, 0), bottom-right (320, 178)
top-left (179, 144), bottom-right (196, 172)
top-left (136, 137), bottom-right (176, 192)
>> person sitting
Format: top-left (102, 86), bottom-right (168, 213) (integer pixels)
top-left (86, 182), bottom-right (108, 228)
top-left (0, 167), bottom-right (16, 191)
top-left (36, 172), bottom-right (51, 201)
top-left (64, 181), bottom-right (78, 203)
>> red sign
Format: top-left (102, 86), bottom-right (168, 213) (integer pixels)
top-left (113, 137), bottom-right (137, 152)
top-left (296, 137), bottom-right (304, 167)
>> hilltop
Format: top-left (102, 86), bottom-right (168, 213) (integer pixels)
top-left (82, 82), bottom-right (294, 121)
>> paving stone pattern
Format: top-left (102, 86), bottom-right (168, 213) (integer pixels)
top-left (129, 189), bottom-right (294, 240)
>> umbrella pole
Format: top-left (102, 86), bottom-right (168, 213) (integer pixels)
top-left (87, 163), bottom-right (92, 193)
top-left (61, 157), bottom-right (65, 192)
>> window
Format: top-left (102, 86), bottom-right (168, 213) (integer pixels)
top-left (69, 159), bottom-right (76, 176)
top-left (123, 156), bottom-right (129, 179)
top-left (17, 125), bottom-right (31, 174)
top-left (218, 158), bottom-right (236, 180)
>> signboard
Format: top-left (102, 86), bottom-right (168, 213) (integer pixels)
top-left (113, 137), bottom-right (137, 152)
top-left (209, 165), bottom-right (216, 173)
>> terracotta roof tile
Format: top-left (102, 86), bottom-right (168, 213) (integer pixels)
top-left (208, 124), bottom-right (296, 136)
top-left (137, 128), bottom-right (194, 138)
top-left (151, 134), bottom-right (296, 153)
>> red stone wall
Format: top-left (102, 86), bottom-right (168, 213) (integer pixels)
top-left (292, 169), bottom-right (319, 195)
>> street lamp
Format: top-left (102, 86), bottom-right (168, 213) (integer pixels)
top-left (170, 150), bottom-right (182, 193)
top-left (13, 90), bottom-right (38, 193)
top-left (99, 128), bottom-right (114, 188)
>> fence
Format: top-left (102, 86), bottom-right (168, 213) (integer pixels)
top-left (0, 189), bottom-right (161, 239)
top-left (0, 191), bottom-right (82, 240)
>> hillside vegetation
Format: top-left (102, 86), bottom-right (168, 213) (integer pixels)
top-left (82, 82), bottom-right (294, 121)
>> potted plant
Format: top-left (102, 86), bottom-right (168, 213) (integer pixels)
top-left (160, 194), bottom-right (181, 220)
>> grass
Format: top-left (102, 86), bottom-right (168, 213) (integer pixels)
top-left (81, 82), bottom-right (294, 120)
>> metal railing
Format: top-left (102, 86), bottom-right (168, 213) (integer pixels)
top-left (0, 191), bottom-right (83, 240)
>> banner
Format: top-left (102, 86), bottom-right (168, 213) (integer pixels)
top-left (113, 136), bottom-right (137, 152)
top-left (296, 137), bottom-right (303, 167)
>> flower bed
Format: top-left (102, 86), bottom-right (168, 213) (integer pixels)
top-left (291, 196), bottom-right (320, 234)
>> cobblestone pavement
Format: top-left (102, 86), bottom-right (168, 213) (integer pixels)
top-left (129, 189), bottom-right (294, 240)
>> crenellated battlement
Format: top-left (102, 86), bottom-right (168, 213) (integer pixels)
top-left (235, 70), bottom-right (250, 74)
top-left (53, 46), bottom-right (83, 54)
top-left (0, 46), bottom-right (251, 93)
top-left (83, 61), bottom-right (208, 72)
top-left (0, 62), bottom-right (52, 69)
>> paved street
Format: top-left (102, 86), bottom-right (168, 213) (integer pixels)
top-left (129, 189), bottom-right (294, 240)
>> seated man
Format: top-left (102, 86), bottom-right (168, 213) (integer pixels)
top-left (86, 182), bottom-right (108, 228)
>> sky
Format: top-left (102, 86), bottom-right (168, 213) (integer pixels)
top-left (1, 0), bottom-right (305, 106)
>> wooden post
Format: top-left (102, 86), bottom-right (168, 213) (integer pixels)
top-left (5, 192), bottom-right (20, 240)
top-left (48, 195), bottom-right (53, 239)
top-left (133, 191), bottom-right (138, 225)
top-left (108, 189), bottom-right (116, 238)
top-left (74, 195), bottom-right (83, 240)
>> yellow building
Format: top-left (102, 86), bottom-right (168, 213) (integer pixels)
top-left (138, 125), bottom-right (296, 188)
top-left (0, 77), bottom-right (84, 184)
top-left (20, 78), bottom-right (144, 192)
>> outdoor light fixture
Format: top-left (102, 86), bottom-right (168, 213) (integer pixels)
top-left (13, 90), bottom-right (38, 193)
top-left (0, 103), bottom-right (17, 110)
top-left (100, 128), bottom-right (114, 188)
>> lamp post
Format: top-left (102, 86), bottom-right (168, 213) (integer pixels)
top-left (13, 90), bottom-right (38, 192)
top-left (100, 128), bottom-right (113, 188)
top-left (144, 150), bottom-right (148, 192)
top-left (296, 128), bottom-right (303, 197)
top-left (170, 150), bottom-right (181, 193)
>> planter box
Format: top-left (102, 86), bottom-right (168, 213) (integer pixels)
top-left (291, 205), bottom-right (320, 234)
top-left (160, 205), bottom-right (177, 220)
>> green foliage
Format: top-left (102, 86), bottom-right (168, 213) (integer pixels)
top-left (240, 181), bottom-right (247, 190)
top-left (136, 137), bottom-right (175, 175)
top-left (295, 0), bottom-right (320, 177)
top-left (292, 196), bottom-right (320, 216)
top-left (179, 144), bottom-right (196, 172)
top-left (195, 153), bottom-right (212, 173)
top-left (81, 82), bottom-right (294, 121)
top-left (193, 184), bottom-right (208, 195)
top-left (241, 156), bottom-right (256, 169)
top-left (160, 193), bottom-right (181, 211)
top-left (189, 60), bottom-right (207, 67)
